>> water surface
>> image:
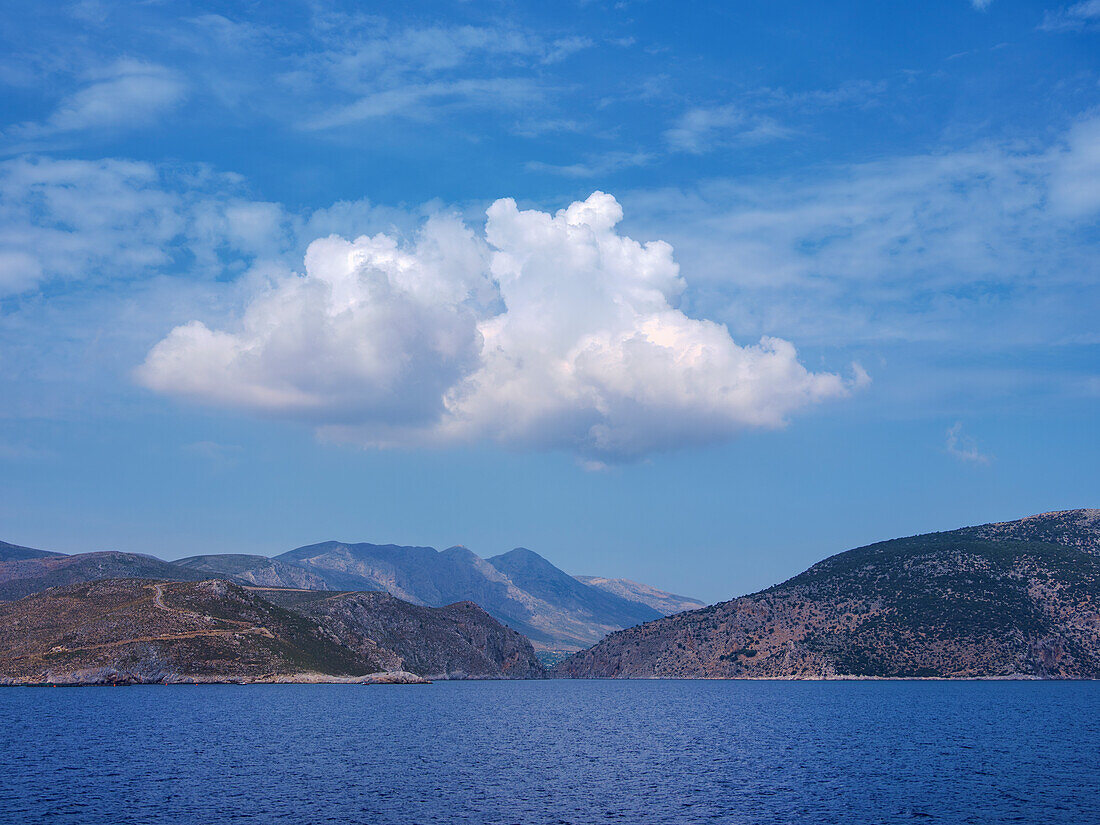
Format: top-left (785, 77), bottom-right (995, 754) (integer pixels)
top-left (1, 680), bottom-right (1097, 824)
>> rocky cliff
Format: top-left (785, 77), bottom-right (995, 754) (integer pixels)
top-left (556, 512), bottom-right (1100, 679)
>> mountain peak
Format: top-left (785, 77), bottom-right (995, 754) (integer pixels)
top-left (490, 547), bottom-right (551, 566)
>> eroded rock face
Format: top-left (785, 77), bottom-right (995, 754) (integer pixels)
top-left (556, 522), bottom-right (1100, 680)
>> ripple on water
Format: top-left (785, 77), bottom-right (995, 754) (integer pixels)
top-left (0, 680), bottom-right (1098, 824)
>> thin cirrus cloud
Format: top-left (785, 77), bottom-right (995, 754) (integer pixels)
top-left (663, 105), bottom-right (790, 154)
top-left (6, 60), bottom-right (186, 141)
top-left (296, 24), bottom-right (590, 129)
top-left (623, 114), bottom-right (1100, 348)
top-left (136, 192), bottom-right (862, 463)
top-left (305, 78), bottom-right (541, 129)
top-left (1040, 0), bottom-right (1100, 31)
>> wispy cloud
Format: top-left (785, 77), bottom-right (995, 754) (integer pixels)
top-left (0, 155), bottom-right (419, 296)
top-left (1040, 0), bottom-right (1100, 31)
top-left (623, 115), bottom-right (1100, 349)
top-left (296, 23), bottom-right (588, 129)
top-left (946, 422), bottom-right (991, 463)
top-left (306, 78), bottom-right (540, 129)
top-left (526, 150), bottom-right (653, 178)
top-left (5, 60), bottom-right (186, 142)
top-left (664, 105), bottom-right (789, 154)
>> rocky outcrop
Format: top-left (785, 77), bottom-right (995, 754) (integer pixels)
top-left (556, 512), bottom-right (1100, 679)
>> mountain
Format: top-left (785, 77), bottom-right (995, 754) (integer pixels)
top-left (0, 537), bottom-right (697, 651)
top-left (0, 578), bottom-right (387, 685)
top-left (259, 589), bottom-right (545, 680)
top-left (275, 541), bottom-right (665, 649)
top-left (0, 550), bottom-right (209, 601)
top-left (575, 576), bottom-right (704, 615)
top-left (0, 540), bottom-right (62, 562)
top-left (556, 511), bottom-right (1100, 679)
top-left (174, 554), bottom-right (331, 589)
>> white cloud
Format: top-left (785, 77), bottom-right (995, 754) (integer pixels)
top-left (971, 0), bottom-right (993, 10)
top-left (137, 193), bottom-right (857, 461)
top-left (664, 105), bottom-right (789, 154)
top-left (8, 60), bottom-right (186, 139)
top-left (946, 422), bottom-right (991, 464)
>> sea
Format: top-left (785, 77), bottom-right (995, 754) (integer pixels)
top-left (1, 680), bottom-right (1097, 824)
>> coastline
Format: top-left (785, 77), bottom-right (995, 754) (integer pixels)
top-left (0, 669), bottom-right (431, 687)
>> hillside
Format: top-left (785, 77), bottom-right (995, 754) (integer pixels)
top-left (487, 548), bottom-right (660, 635)
top-left (274, 541), bottom-right (663, 649)
top-left (0, 538), bottom-right (695, 650)
top-left (0, 551), bottom-right (209, 601)
top-left (260, 589), bottom-right (544, 679)
top-left (557, 511), bottom-right (1100, 679)
top-left (0, 579), bottom-right (386, 685)
top-left (575, 576), bottom-right (704, 615)
top-left (175, 554), bottom-right (331, 589)
top-left (954, 509), bottom-right (1100, 553)
top-left (0, 541), bottom-right (62, 562)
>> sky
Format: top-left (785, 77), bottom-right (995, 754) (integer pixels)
top-left (0, 0), bottom-right (1097, 604)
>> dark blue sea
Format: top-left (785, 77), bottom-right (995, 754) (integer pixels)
top-left (1, 680), bottom-right (1098, 824)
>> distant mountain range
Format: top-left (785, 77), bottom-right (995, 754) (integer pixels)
top-left (0, 539), bottom-right (699, 650)
top-left (556, 510), bottom-right (1100, 679)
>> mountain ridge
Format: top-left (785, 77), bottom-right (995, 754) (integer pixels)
top-left (0, 539), bottom-right (693, 650)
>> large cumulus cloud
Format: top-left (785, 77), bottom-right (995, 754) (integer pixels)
top-left (138, 192), bottom-right (857, 461)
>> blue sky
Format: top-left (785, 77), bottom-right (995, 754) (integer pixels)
top-left (0, 0), bottom-right (1097, 603)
